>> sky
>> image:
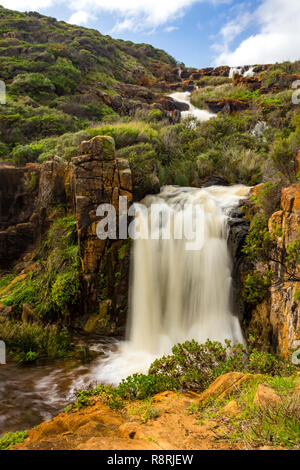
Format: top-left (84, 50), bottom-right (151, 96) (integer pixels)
top-left (1, 0), bottom-right (300, 68)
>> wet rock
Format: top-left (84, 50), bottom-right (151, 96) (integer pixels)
top-left (202, 176), bottom-right (229, 187)
top-left (227, 203), bottom-right (251, 323)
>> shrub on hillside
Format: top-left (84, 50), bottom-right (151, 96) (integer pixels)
top-left (10, 73), bottom-right (55, 100)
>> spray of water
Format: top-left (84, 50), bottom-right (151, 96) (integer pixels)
top-left (96, 185), bottom-right (249, 385)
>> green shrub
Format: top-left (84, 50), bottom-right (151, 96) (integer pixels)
top-left (242, 270), bottom-right (273, 304)
top-left (247, 349), bottom-right (295, 376)
top-left (48, 58), bottom-right (81, 95)
top-left (0, 320), bottom-right (73, 363)
top-left (11, 144), bottom-right (36, 165)
top-left (88, 122), bottom-right (159, 149)
top-left (51, 270), bottom-right (80, 313)
top-left (67, 339), bottom-right (298, 413)
top-left (10, 73), bottom-right (55, 99)
top-left (148, 339), bottom-right (245, 392)
top-left (0, 431), bottom-right (28, 450)
top-left (0, 141), bottom-right (9, 158)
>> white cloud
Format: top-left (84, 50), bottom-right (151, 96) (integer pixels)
top-left (68, 0), bottom-right (227, 33)
top-left (68, 10), bottom-right (91, 25)
top-left (214, 0), bottom-right (300, 66)
top-left (0, 0), bottom-right (56, 9)
top-left (165, 26), bottom-right (179, 33)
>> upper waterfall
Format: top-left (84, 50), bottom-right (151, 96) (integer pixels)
top-left (96, 184), bottom-right (249, 385)
top-left (170, 91), bottom-right (216, 122)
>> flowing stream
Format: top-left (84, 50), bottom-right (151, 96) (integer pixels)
top-left (169, 91), bottom-right (216, 122)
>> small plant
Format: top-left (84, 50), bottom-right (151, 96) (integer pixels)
top-left (0, 320), bottom-right (74, 363)
top-left (242, 270), bottom-right (273, 304)
top-left (0, 431), bottom-right (28, 450)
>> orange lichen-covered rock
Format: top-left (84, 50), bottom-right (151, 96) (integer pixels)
top-left (253, 384), bottom-right (281, 408)
top-left (281, 184), bottom-right (300, 212)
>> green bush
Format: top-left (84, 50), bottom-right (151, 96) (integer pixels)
top-left (0, 320), bottom-right (73, 363)
top-left (51, 270), bottom-right (80, 313)
top-left (0, 431), bottom-right (28, 450)
top-left (67, 339), bottom-right (298, 413)
top-left (48, 58), bottom-right (81, 95)
top-left (149, 339), bottom-right (245, 391)
top-left (242, 270), bottom-right (273, 304)
top-left (0, 141), bottom-right (9, 158)
top-left (88, 122), bottom-right (159, 149)
top-left (11, 144), bottom-right (35, 165)
top-left (10, 73), bottom-right (55, 99)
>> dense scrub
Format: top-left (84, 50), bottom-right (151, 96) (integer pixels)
top-left (68, 339), bottom-right (298, 411)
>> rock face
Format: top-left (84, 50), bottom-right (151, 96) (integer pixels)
top-left (0, 137), bottom-right (133, 335)
top-left (238, 184), bottom-right (300, 358)
top-left (0, 164), bottom-right (41, 268)
top-left (206, 98), bottom-right (249, 114)
top-left (70, 136), bottom-right (133, 334)
top-left (227, 205), bottom-right (251, 324)
top-left (228, 183), bottom-right (300, 358)
top-left (265, 184), bottom-right (300, 358)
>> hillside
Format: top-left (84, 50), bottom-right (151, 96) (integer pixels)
top-left (0, 5), bottom-right (181, 160)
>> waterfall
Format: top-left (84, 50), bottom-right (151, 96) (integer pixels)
top-left (229, 66), bottom-right (255, 78)
top-left (96, 184), bottom-right (249, 385)
top-left (170, 91), bottom-right (216, 122)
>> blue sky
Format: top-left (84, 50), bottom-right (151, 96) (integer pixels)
top-left (1, 0), bottom-right (299, 67)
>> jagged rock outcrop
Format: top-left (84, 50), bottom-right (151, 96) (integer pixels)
top-left (70, 136), bottom-right (133, 334)
top-left (228, 183), bottom-right (300, 358)
top-left (231, 184), bottom-right (300, 358)
top-left (0, 136), bottom-right (133, 334)
top-left (264, 184), bottom-right (300, 357)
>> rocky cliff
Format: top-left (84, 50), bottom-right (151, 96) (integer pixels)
top-left (249, 184), bottom-right (300, 358)
top-left (228, 183), bottom-right (300, 359)
top-left (0, 136), bottom-right (133, 334)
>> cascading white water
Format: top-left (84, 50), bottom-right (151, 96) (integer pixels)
top-left (229, 66), bottom-right (255, 78)
top-left (169, 91), bottom-right (216, 122)
top-left (97, 184), bottom-right (249, 385)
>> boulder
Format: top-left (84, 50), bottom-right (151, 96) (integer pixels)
top-left (253, 384), bottom-right (281, 408)
top-left (206, 98), bottom-right (249, 114)
top-left (198, 372), bottom-right (258, 402)
top-left (219, 400), bottom-right (240, 416)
